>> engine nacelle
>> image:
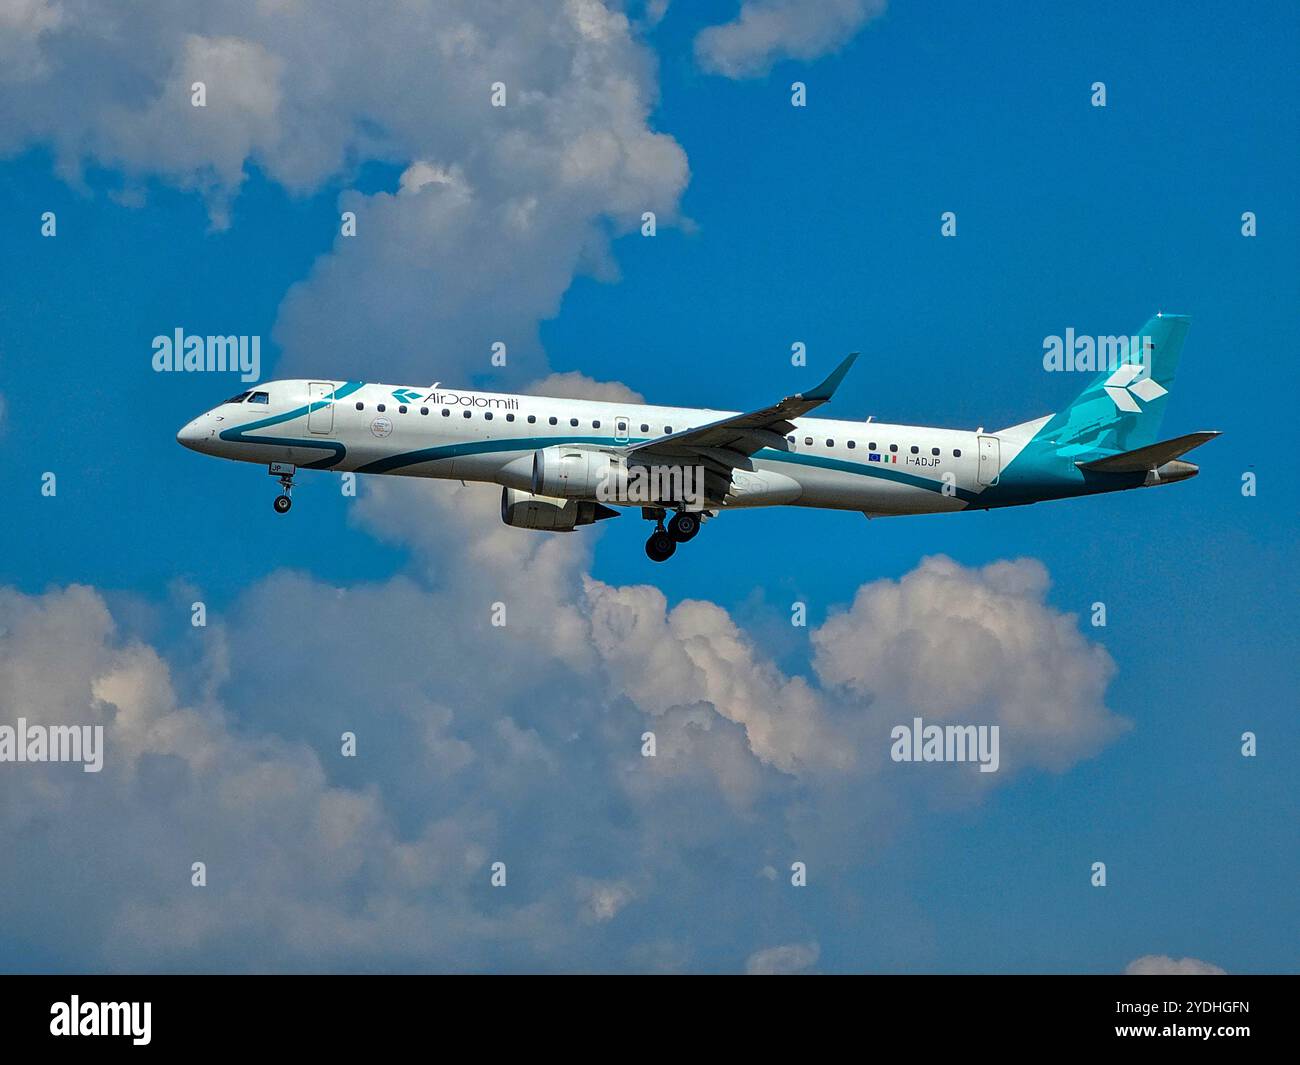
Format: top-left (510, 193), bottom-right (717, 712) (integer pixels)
top-left (500, 487), bottom-right (619, 532)
top-left (531, 445), bottom-right (618, 499)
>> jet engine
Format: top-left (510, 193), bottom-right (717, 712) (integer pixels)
top-left (500, 487), bottom-right (619, 531)
top-left (531, 445), bottom-right (620, 499)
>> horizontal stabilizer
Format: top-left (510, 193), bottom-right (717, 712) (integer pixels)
top-left (1076, 431), bottom-right (1221, 472)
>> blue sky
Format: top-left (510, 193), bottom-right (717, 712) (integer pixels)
top-left (0, 1), bottom-right (1295, 973)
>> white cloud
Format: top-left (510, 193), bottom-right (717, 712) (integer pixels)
top-left (578, 877), bottom-right (636, 922)
top-left (746, 941), bottom-right (819, 974)
top-left (0, 1), bottom-right (690, 380)
top-left (811, 555), bottom-right (1127, 773)
top-left (695, 0), bottom-right (886, 79)
top-left (0, 0), bottom-right (64, 83)
top-left (0, 506), bottom-right (1127, 970)
top-left (584, 577), bottom-right (853, 775)
top-left (526, 371), bottom-right (645, 404)
top-left (642, 1), bottom-right (671, 28)
top-left (0, 581), bottom-right (599, 971)
top-left (1125, 955), bottom-right (1227, 976)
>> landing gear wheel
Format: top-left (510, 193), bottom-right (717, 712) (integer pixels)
top-left (645, 529), bottom-right (676, 562)
top-left (269, 463), bottom-right (297, 514)
top-left (668, 511), bottom-right (700, 543)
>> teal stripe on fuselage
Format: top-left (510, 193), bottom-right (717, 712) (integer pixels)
top-left (355, 435), bottom-right (611, 474)
top-left (219, 381), bottom-right (364, 469)
top-left (351, 434), bottom-right (974, 500)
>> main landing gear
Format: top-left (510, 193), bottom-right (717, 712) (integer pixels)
top-left (668, 511), bottom-right (700, 543)
top-left (645, 526), bottom-right (675, 562)
top-left (643, 508), bottom-right (704, 562)
top-left (269, 462), bottom-right (296, 514)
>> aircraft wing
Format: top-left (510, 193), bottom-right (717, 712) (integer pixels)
top-left (626, 353), bottom-right (859, 470)
top-left (1075, 430), bottom-right (1222, 472)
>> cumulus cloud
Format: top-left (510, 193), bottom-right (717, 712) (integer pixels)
top-left (695, 0), bottom-right (886, 79)
top-left (0, 1), bottom-right (689, 380)
top-left (746, 941), bottom-right (819, 974)
top-left (526, 371), bottom-right (645, 404)
top-left (0, 0), bottom-right (64, 83)
top-left (1125, 955), bottom-right (1227, 976)
top-left (812, 555), bottom-right (1127, 774)
top-left (0, 482), bottom-right (1126, 971)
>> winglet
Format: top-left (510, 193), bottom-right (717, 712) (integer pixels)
top-left (802, 352), bottom-right (859, 402)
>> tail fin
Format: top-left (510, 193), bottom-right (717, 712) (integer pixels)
top-left (1041, 313), bottom-right (1190, 452)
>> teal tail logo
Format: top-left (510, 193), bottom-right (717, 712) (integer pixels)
top-left (1045, 313), bottom-right (1189, 452)
top-left (1103, 360), bottom-right (1168, 413)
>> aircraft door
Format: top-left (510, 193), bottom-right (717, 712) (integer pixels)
top-left (977, 435), bottom-right (1000, 486)
top-left (307, 382), bottom-right (334, 434)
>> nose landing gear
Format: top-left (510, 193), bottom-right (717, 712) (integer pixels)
top-left (269, 462), bottom-right (296, 514)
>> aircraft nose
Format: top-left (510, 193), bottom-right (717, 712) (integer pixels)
top-left (176, 417), bottom-right (208, 451)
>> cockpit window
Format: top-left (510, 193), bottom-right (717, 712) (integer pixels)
top-left (247, 391), bottom-right (270, 404)
top-left (223, 391), bottom-right (252, 404)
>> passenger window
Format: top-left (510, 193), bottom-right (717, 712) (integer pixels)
top-left (248, 392), bottom-right (269, 404)
top-left (549, 416), bottom-right (557, 425)
top-left (910, 446), bottom-right (919, 454)
top-left (826, 439), bottom-right (834, 448)
top-left (804, 436), bottom-right (813, 445)
top-left (377, 403), bottom-right (386, 413)
top-left (570, 418), bottom-right (579, 427)
top-left (527, 415), bottom-right (536, 424)
top-left (506, 413), bottom-right (514, 422)
top-left (931, 447), bottom-right (939, 456)
top-left (868, 442), bottom-right (876, 450)
top-left (355, 401), bottom-right (364, 410)
top-left (665, 426), bottom-right (673, 434)
top-left (592, 420), bottom-right (600, 429)
top-left (953, 449), bottom-right (962, 457)
top-left (463, 410), bottom-right (472, 418)
top-left (847, 441), bottom-right (856, 449)
top-left (421, 407), bottom-right (429, 415)
top-left (399, 405), bottom-right (407, 414)
top-left (484, 412), bottom-right (493, 420)
top-left (441, 409), bottom-right (450, 417)
top-left (640, 423), bottom-right (649, 432)
top-left (787, 435), bottom-right (795, 443)
top-left (889, 444), bottom-right (898, 453)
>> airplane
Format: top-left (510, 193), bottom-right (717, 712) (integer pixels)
top-left (176, 312), bottom-right (1219, 562)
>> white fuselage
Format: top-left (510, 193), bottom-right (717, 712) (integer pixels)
top-left (177, 379), bottom-right (1028, 517)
